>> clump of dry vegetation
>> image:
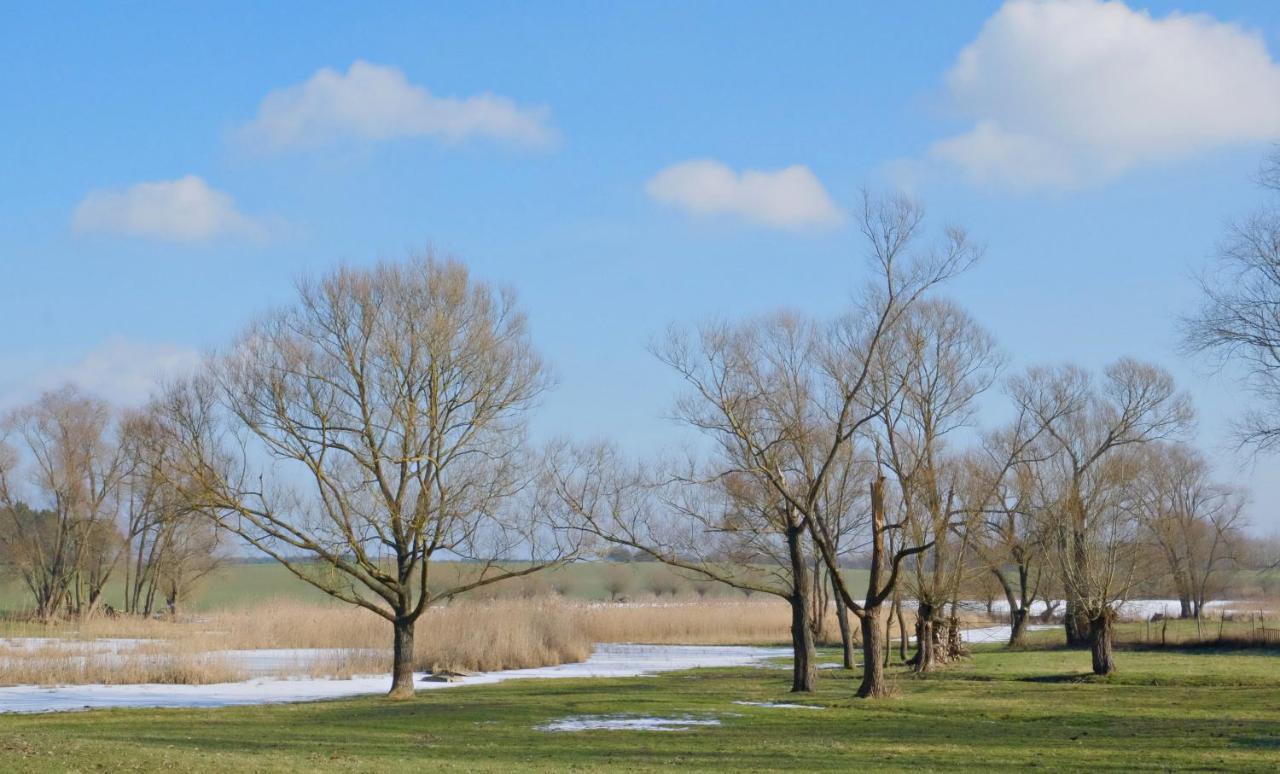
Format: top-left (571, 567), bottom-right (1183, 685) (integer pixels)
top-left (0, 596), bottom-right (808, 686)
top-left (0, 639), bottom-right (245, 686)
top-left (580, 599), bottom-right (799, 645)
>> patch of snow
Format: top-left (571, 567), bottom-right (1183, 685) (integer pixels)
top-left (732, 700), bottom-right (823, 709)
top-left (0, 643), bottom-right (790, 714)
top-left (212, 648), bottom-right (384, 677)
top-left (979, 599), bottom-right (1238, 621)
top-left (537, 714), bottom-right (721, 732)
top-left (960, 624), bottom-right (1056, 644)
top-left (0, 638), bottom-right (151, 653)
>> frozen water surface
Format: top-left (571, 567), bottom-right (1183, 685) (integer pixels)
top-left (0, 643), bottom-right (789, 714)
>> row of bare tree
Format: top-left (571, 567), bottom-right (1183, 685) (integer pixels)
top-left (0, 183), bottom-right (1265, 699)
top-left (0, 390), bottom-right (222, 619)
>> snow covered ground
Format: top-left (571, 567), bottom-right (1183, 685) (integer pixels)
top-left (980, 599), bottom-right (1239, 620)
top-left (0, 643), bottom-right (791, 714)
top-left (956, 624), bottom-right (1056, 644)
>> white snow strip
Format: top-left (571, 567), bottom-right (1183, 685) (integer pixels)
top-left (0, 638), bottom-right (151, 653)
top-left (960, 624), bottom-right (1057, 644)
top-left (733, 701), bottom-right (823, 709)
top-left (980, 599), bottom-right (1239, 621)
top-left (0, 643), bottom-right (790, 714)
top-left (211, 648), bottom-right (385, 676)
top-left (537, 714), bottom-right (721, 732)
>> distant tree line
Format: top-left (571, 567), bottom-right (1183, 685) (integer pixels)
top-left (0, 388), bottom-right (223, 619)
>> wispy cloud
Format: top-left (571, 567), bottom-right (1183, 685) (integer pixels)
top-left (646, 160), bottom-right (842, 231)
top-left (236, 60), bottom-right (557, 152)
top-left (73, 176), bottom-right (267, 242)
top-left (0, 337), bottom-right (202, 410)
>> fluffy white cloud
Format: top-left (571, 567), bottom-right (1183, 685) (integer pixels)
top-left (927, 0), bottom-right (1280, 188)
top-left (237, 60), bottom-right (556, 151)
top-left (646, 160), bottom-right (842, 230)
top-left (73, 176), bottom-right (264, 242)
top-left (0, 337), bottom-right (203, 410)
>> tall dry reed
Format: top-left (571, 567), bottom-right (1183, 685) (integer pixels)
top-left (0, 596), bottom-right (814, 686)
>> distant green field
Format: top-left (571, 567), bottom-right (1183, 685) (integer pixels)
top-left (0, 560), bottom-right (872, 614)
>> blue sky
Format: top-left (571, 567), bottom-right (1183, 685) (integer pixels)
top-left (3, 1), bottom-right (1280, 529)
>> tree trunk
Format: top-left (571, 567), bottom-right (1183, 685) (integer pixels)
top-left (1179, 597), bottom-right (1192, 620)
top-left (912, 601), bottom-right (941, 673)
top-left (789, 592), bottom-right (817, 692)
top-left (945, 607), bottom-right (965, 660)
top-left (833, 581), bottom-right (855, 670)
top-left (1009, 606), bottom-right (1029, 647)
top-left (895, 596), bottom-right (908, 662)
top-left (785, 522), bottom-right (817, 692)
top-left (1088, 611), bottom-right (1115, 675)
top-left (856, 474), bottom-right (893, 698)
top-left (1064, 598), bottom-right (1089, 648)
top-left (857, 605), bottom-right (891, 698)
top-left (389, 617), bottom-right (416, 699)
top-left (883, 604), bottom-right (893, 669)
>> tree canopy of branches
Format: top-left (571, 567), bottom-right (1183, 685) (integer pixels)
top-left (0, 387), bottom-right (128, 620)
top-left (555, 193), bottom-right (980, 698)
top-left (157, 255), bottom-right (578, 698)
top-left (865, 297), bottom-right (1003, 672)
top-left (1129, 442), bottom-right (1245, 620)
top-left (1184, 149), bottom-right (1280, 451)
top-left (1012, 359), bottom-right (1193, 674)
top-left (118, 408), bottom-right (225, 616)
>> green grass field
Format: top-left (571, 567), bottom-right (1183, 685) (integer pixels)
top-left (2, 643), bottom-right (1277, 771)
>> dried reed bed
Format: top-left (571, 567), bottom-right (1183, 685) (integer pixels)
top-left (0, 598), bottom-right (596, 685)
top-left (0, 639), bottom-right (245, 686)
top-left (0, 596), bottom-right (810, 686)
top-left (580, 599), bottom-right (799, 645)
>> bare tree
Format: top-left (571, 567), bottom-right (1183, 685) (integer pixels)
top-left (1184, 150), bottom-right (1280, 450)
top-left (966, 453), bottom-right (1048, 647)
top-left (961, 390), bottom-right (1076, 647)
top-left (863, 297), bottom-right (1003, 672)
top-left (602, 562), bottom-right (632, 601)
top-left (157, 255), bottom-right (577, 698)
top-left (0, 387), bottom-right (128, 619)
top-left (623, 193), bottom-right (976, 697)
top-left (1130, 442), bottom-right (1246, 619)
top-left (118, 409), bottom-right (223, 616)
top-left (1012, 360), bottom-right (1193, 674)
top-left (547, 436), bottom-right (840, 693)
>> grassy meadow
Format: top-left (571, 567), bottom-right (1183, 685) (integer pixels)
top-left (3, 639), bottom-right (1278, 772)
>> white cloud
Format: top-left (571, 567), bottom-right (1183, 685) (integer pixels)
top-left (237, 60), bottom-right (556, 151)
top-left (73, 176), bottom-right (265, 242)
top-left (926, 0), bottom-right (1280, 189)
top-left (646, 160), bottom-right (842, 230)
top-left (0, 337), bottom-right (203, 410)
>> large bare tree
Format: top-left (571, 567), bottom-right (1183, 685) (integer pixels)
top-left (863, 297), bottom-right (1003, 672)
top-left (157, 255), bottom-right (576, 697)
top-left (1012, 359), bottom-right (1193, 674)
top-left (1184, 150), bottom-right (1280, 450)
top-left (549, 415), bottom-right (868, 693)
top-left (644, 193), bottom-right (978, 697)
